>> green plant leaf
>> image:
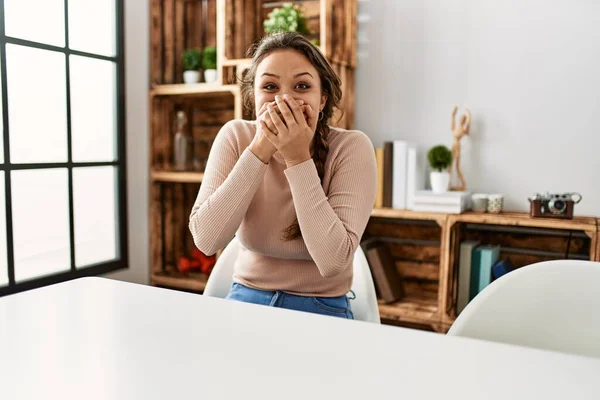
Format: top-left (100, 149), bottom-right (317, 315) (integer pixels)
top-left (182, 48), bottom-right (202, 71)
top-left (263, 3), bottom-right (310, 35)
top-left (427, 145), bottom-right (453, 172)
top-left (202, 46), bottom-right (217, 70)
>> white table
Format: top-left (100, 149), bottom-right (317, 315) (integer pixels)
top-left (1, 277), bottom-right (599, 400)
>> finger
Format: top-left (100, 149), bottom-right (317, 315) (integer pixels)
top-left (268, 103), bottom-right (288, 133)
top-left (256, 102), bottom-right (267, 117)
top-left (260, 120), bottom-right (279, 144)
top-left (257, 101), bottom-right (276, 118)
top-left (283, 95), bottom-right (305, 125)
top-left (275, 95), bottom-right (297, 126)
top-left (261, 111), bottom-right (279, 134)
top-left (305, 104), bottom-right (319, 129)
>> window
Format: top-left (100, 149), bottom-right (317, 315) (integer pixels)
top-left (0, 0), bottom-right (127, 295)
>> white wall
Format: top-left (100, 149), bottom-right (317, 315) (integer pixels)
top-left (356, 0), bottom-right (600, 215)
top-left (105, 0), bottom-right (149, 284)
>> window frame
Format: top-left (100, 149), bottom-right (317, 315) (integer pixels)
top-left (0, 0), bottom-right (128, 296)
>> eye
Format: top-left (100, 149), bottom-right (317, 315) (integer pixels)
top-left (263, 83), bottom-right (278, 91)
top-left (296, 82), bottom-right (310, 90)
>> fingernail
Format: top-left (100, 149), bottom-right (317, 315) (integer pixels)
top-left (275, 95), bottom-right (281, 100)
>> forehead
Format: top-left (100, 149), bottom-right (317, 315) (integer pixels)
top-left (256, 49), bottom-right (318, 76)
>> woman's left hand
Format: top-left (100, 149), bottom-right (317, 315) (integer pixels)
top-left (262, 94), bottom-right (319, 167)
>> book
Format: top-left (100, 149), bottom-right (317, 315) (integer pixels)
top-left (406, 146), bottom-right (427, 210)
top-left (492, 258), bottom-right (515, 281)
top-left (374, 148), bottom-right (384, 208)
top-left (470, 245), bottom-right (501, 300)
top-left (382, 142), bottom-right (394, 207)
top-left (457, 240), bottom-right (480, 314)
top-left (364, 242), bottom-right (404, 304)
top-left (411, 190), bottom-right (472, 213)
top-left (392, 140), bottom-right (408, 209)
top-left (413, 190), bottom-right (472, 206)
top-left (411, 203), bottom-right (466, 214)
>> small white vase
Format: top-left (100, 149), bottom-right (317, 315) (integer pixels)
top-left (204, 69), bottom-right (217, 83)
top-left (183, 70), bottom-right (200, 84)
top-left (430, 171), bottom-right (450, 193)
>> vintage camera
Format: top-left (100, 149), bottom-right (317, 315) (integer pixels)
top-left (528, 192), bottom-right (582, 219)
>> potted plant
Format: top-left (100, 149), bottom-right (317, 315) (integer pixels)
top-left (427, 145), bottom-right (453, 193)
top-left (202, 46), bottom-right (217, 83)
top-left (263, 3), bottom-right (310, 35)
top-left (182, 48), bottom-right (202, 84)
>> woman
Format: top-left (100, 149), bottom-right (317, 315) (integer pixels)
top-left (189, 32), bottom-right (376, 319)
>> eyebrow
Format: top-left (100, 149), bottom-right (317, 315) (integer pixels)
top-left (294, 72), bottom-right (314, 78)
top-left (260, 72), bottom-right (314, 79)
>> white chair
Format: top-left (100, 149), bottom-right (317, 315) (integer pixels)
top-left (447, 259), bottom-right (600, 358)
top-left (204, 236), bottom-right (381, 324)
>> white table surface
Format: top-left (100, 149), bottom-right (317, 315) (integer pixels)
top-left (1, 277), bottom-right (599, 400)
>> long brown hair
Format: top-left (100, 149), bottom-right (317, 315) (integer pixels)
top-left (241, 32), bottom-right (342, 241)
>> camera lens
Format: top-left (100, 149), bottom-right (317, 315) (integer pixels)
top-left (550, 199), bottom-right (566, 214)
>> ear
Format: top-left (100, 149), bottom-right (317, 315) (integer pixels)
top-left (320, 95), bottom-right (328, 112)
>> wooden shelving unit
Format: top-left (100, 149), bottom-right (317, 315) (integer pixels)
top-left (439, 212), bottom-right (599, 330)
top-left (377, 281), bottom-right (439, 325)
top-left (365, 209), bottom-right (599, 332)
top-left (151, 170), bottom-right (204, 183)
top-left (151, 270), bottom-right (208, 292)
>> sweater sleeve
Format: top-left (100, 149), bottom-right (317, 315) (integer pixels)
top-left (283, 132), bottom-right (377, 278)
top-left (189, 120), bottom-right (268, 255)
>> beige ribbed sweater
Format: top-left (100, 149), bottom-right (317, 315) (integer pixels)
top-left (189, 119), bottom-right (377, 297)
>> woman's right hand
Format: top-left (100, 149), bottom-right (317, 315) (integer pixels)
top-left (249, 100), bottom-right (303, 163)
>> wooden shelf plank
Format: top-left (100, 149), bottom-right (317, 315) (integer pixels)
top-left (372, 208), bottom-right (597, 232)
top-left (378, 301), bottom-right (438, 325)
top-left (371, 207), bottom-right (447, 223)
top-left (151, 271), bottom-right (208, 292)
top-left (450, 212), bottom-right (597, 232)
top-left (150, 83), bottom-right (239, 97)
top-left (377, 281), bottom-right (439, 325)
top-left (221, 57), bottom-right (252, 67)
top-left (151, 170), bottom-right (204, 183)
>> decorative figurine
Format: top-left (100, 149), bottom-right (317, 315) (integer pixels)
top-left (448, 105), bottom-right (471, 191)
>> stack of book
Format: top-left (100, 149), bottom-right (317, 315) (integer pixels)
top-left (456, 241), bottom-right (515, 314)
top-left (374, 141), bottom-right (427, 210)
top-left (411, 190), bottom-right (471, 214)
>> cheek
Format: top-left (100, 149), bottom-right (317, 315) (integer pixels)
top-left (254, 92), bottom-right (274, 113)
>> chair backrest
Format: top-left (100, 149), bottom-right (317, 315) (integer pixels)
top-left (203, 236), bottom-right (381, 324)
top-left (447, 259), bottom-right (600, 358)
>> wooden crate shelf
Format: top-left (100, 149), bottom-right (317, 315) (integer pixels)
top-left (595, 219), bottom-right (600, 261)
top-left (449, 212), bottom-right (597, 232)
top-left (221, 57), bottom-right (252, 67)
top-left (372, 207), bottom-right (447, 225)
top-left (151, 170), bottom-right (204, 183)
top-left (439, 211), bottom-right (599, 327)
top-left (151, 270), bottom-right (208, 292)
top-left (377, 281), bottom-right (439, 326)
top-left (150, 83), bottom-right (240, 98)
top-left (365, 208), bottom-right (599, 332)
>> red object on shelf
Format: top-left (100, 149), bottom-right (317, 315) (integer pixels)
top-left (178, 249), bottom-right (216, 275)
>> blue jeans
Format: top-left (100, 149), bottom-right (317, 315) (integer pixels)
top-left (225, 282), bottom-right (354, 319)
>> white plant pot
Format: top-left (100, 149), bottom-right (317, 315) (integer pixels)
top-left (430, 171), bottom-right (450, 193)
top-left (183, 70), bottom-right (200, 84)
top-left (204, 69), bottom-right (217, 83)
